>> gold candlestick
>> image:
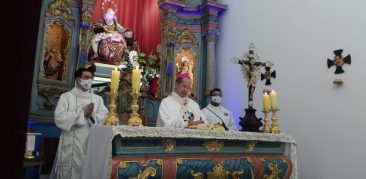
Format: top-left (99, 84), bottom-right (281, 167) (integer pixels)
top-left (104, 90), bottom-right (119, 126)
top-left (270, 108), bottom-right (281, 134)
top-left (262, 109), bottom-right (271, 133)
top-left (128, 90), bottom-right (143, 127)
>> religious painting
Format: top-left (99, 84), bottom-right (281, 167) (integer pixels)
top-left (175, 47), bottom-right (196, 90)
top-left (41, 20), bottom-right (71, 81)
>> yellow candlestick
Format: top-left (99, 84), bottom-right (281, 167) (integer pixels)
top-left (132, 67), bottom-right (141, 92)
top-left (263, 92), bottom-right (270, 111)
top-left (270, 90), bottom-right (278, 109)
top-left (110, 68), bottom-right (120, 92)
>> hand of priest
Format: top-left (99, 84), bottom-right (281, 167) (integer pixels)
top-left (188, 117), bottom-right (205, 126)
top-left (84, 102), bottom-right (94, 118)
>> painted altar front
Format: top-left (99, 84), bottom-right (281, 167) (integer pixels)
top-left (81, 125), bottom-right (297, 179)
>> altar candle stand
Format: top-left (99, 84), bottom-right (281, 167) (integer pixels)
top-left (128, 67), bottom-right (143, 127)
top-left (105, 68), bottom-right (120, 126)
top-left (269, 90), bottom-right (281, 133)
top-left (262, 92), bottom-right (271, 133)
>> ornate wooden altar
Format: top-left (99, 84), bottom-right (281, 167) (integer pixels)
top-left (81, 126), bottom-right (297, 179)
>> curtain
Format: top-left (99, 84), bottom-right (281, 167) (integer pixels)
top-left (92, 0), bottom-right (161, 56)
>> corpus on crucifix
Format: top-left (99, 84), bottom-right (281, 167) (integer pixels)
top-left (232, 43), bottom-right (273, 132)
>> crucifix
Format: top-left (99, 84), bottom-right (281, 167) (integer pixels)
top-left (232, 43), bottom-right (273, 132)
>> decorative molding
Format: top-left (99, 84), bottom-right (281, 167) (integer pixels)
top-left (46, 0), bottom-right (74, 24)
top-left (165, 139), bottom-right (174, 151)
top-left (203, 139), bottom-right (224, 151)
top-left (176, 28), bottom-right (199, 48)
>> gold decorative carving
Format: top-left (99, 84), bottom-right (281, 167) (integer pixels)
top-left (176, 28), bottom-right (199, 48)
top-left (207, 164), bottom-right (230, 179)
top-left (203, 140), bottom-right (224, 151)
top-left (191, 170), bottom-right (204, 179)
top-left (165, 139), bottom-right (174, 151)
top-left (231, 169), bottom-right (245, 179)
top-left (119, 161), bottom-right (127, 169)
top-left (245, 141), bottom-right (257, 151)
top-left (38, 86), bottom-right (67, 109)
top-left (177, 159), bottom-right (183, 166)
top-left (264, 161), bottom-right (282, 179)
top-left (130, 167), bottom-right (157, 179)
top-left (156, 159), bottom-right (163, 166)
top-left (46, 0), bottom-right (74, 24)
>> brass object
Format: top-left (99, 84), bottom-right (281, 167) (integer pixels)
top-left (119, 161), bottom-right (127, 169)
top-left (264, 161), bottom-right (282, 179)
top-left (130, 167), bottom-right (157, 179)
top-left (262, 109), bottom-right (271, 133)
top-left (270, 108), bottom-right (281, 134)
top-left (105, 91), bottom-right (119, 125)
top-left (24, 151), bottom-right (35, 159)
top-left (165, 139), bottom-right (174, 151)
top-left (128, 91), bottom-right (143, 127)
top-left (203, 140), bottom-right (224, 151)
top-left (334, 55), bottom-right (344, 66)
top-left (46, 0), bottom-right (74, 24)
top-left (245, 141), bottom-right (257, 151)
top-left (177, 159), bottom-right (183, 166)
top-left (207, 164), bottom-right (230, 179)
top-left (333, 79), bottom-right (343, 85)
top-left (191, 171), bottom-right (204, 179)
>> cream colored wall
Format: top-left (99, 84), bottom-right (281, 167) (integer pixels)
top-left (217, 0), bottom-right (366, 178)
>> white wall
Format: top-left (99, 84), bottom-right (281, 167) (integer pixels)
top-left (217, 0), bottom-right (366, 178)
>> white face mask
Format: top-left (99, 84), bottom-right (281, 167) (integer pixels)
top-left (79, 79), bottom-right (93, 90)
top-left (211, 96), bottom-right (222, 104)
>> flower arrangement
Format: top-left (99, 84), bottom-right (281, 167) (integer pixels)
top-left (119, 50), bottom-right (160, 91)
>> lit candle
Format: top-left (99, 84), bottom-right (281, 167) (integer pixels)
top-left (263, 92), bottom-right (270, 111)
top-left (270, 90), bottom-right (278, 109)
top-left (110, 67), bottom-right (120, 92)
top-left (132, 67), bottom-right (141, 93)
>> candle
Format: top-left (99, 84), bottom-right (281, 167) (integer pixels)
top-left (132, 67), bottom-right (141, 93)
top-left (270, 90), bottom-right (278, 109)
top-left (110, 67), bottom-right (120, 92)
top-left (263, 92), bottom-right (270, 111)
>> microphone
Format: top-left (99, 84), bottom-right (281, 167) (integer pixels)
top-left (190, 93), bottom-right (204, 107)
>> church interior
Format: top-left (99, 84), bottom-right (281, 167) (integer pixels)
top-left (6, 0), bottom-right (366, 179)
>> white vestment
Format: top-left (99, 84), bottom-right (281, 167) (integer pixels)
top-left (201, 104), bottom-right (237, 131)
top-left (156, 92), bottom-right (207, 128)
top-left (50, 87), bottom-right (108, 179)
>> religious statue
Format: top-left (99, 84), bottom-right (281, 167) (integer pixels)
top-left (89, 8), bottom-right (135, 64)
top-left (43, 48), bottom-right (64, 80)
top-left (177, 55), bottom-right (194, 82)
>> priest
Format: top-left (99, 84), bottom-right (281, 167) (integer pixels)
top-left (156, 73), bottom-right (207, 128)
top-left (50, 67), bottom-right (109, 179)
top-left (202, 88), bottom-right (237, 131)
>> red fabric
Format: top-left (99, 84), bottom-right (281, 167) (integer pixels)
top-left (92, 0), bottom-right (161, 56)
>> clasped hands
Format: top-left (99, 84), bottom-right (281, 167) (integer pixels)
top-left (83, 102), bottom-right (94, 118)
top-left (187, 117), bottom-right (204, 126)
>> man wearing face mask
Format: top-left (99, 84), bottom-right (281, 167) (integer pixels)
top-left (50, 67), bottom-right (109, 179)
top-left (156, 73), bottom-right (208, 128)
top-left (201, 88), bottom-right (237, 131)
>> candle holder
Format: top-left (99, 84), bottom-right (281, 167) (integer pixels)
top-left (261, 109), bottom-right (271, 133)
top-left (128, 90), bottom-right (143, 127)
top-left (105, 90), bottom-right (119, 126)
top-left (270, 108), bottom-right (281, 134)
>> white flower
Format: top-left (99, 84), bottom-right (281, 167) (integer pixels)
top-left (119, 64), bottom-right (127, 69)
top-left (129, 50), bottom-right (138, 64)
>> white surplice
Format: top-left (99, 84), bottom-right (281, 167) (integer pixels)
top-left (50, 87), bottom-right (109, 179)
top-left (156, 92), bottom-right (207, 128)
top-left (201, 104), bottom-right (237, 131)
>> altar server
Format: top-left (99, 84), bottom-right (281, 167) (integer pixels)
top-left (50, 67), bottom-right (108, 179)
top-left (202, 88), bottom-right (237, 131)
